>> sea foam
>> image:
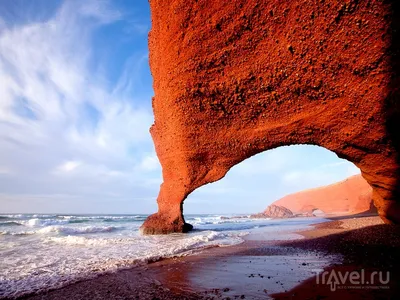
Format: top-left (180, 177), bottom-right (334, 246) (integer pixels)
top-left (0, 213), bottom-right (325, 299)
top-left (0, 229), bottom-right (245, 299)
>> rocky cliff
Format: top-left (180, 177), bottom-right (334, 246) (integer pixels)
top-left (141, 0), bottom-right (400, 234)
top-left (251, 205), bottom-right (294, 219)
top-left (273, 174), bottom-right (374, 215)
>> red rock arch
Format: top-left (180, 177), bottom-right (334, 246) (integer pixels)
top-left (141, 0), bottom-right (400, 234)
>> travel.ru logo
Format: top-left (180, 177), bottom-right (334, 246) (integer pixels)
top-left (312, 269), bottom-right (390, 291)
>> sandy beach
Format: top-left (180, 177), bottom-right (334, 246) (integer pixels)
top-left (20, 214), bottom-right (400, 300)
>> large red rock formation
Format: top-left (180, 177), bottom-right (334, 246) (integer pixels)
top-left (141, 0), bottom-right (400, 234)
top-left (273, 174), bottom-right (373, 215)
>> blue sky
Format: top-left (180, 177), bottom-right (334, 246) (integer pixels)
top-left (0, 0), bottom-right (360, 214)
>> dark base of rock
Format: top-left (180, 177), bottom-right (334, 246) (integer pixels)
top-left (140, 213), bottom-right (193, 235)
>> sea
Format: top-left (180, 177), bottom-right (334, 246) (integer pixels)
top-left (0, 213), bottom-right (326, 298)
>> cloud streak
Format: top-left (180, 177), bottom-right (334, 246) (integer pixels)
top-left (0, 0), bottom-right (160, 213)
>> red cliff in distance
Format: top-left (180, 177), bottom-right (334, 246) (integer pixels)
top-left (141, 0), bottom-right (400, 234)
top-left (272, 174), bottom-right (374, 215)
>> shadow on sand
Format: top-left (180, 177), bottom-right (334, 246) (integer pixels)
top-left (271, 223), bottom-right (400, 299)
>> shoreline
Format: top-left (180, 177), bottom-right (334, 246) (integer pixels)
top-left (18, 214), bottom-right (400, 299)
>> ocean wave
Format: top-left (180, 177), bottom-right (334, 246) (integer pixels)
top-left (68, 219), bottom-right (91, 224)
top-left (38, 225), bottom-right (121, 234)
top-left (46, 235), bottom-right (140, 246)
top-left (47, 230), bottom-right (245, 248)
top-left (0, 216), bottom-right (329, 299)
top-left (0, 214), bottom-right (24, 219)
top-left (0, 230), bottom-right (246, 299)
top-left (51, 215), bottom-right (147, 224)
top-left (1, 225), bottom-right (122, 236)
top-left (32, 214), bottom-right (57, 218)
top-left (21, 218), bottom-right (70, 227)
top-left (58, 215), bottom-right (144, 220)
top-left (188, 215), bottom-right (261, 226)
top-left (102, 217), bottom-right (145, 223)
top-left (0, 230), bottom-right (36, 236)
top-left (188, 216), bottom-right (272, 232)
top-left (0, 221), bottom-right (23, 227)
top-left (47, 236), bottom-right (116, 246)
top-left (159, 231), bottom-right (245, 253)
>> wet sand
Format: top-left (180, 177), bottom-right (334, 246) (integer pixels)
top-left (21, 215), bottom-right (400, 300)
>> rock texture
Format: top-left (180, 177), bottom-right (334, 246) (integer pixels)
top-left (141, 0), bottom-right (400, 234)
top-left (273, 174), bottom-right (374, 215)
top-left (251, 205), bottom-right (294, 219)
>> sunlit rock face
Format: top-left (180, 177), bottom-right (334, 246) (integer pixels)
top-left (141, 0), bottom-right (400, 234)
top-left (273, 175), bottom-right (374, 215)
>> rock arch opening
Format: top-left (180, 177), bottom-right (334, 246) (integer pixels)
top-left (183, 145), bottom-right (366, 217)
top-left (141, 0), bottom-right (400, 234)
top-left (141, 144), bottom-right (375, 234)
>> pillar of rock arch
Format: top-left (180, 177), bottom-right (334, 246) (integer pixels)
top-left (141, 0), bottom-right (400, 234)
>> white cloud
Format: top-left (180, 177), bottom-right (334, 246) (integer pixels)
top-left (0, 0), bottom-right (160, 213)
top-left (0, 166), bottom-right (11, 174)
top-left (346, 164), bottom-right (361, 177)
top-left (282, 161), bottom-right (360, 189)
top-left (282, 170), bottom-right (331, 186)
top-left (139, 153), bottom-right (160, 171)
top-left (78, 0), bottom-right (122, 24)
top-left (56, 161), bottom-right (81, 173)
top-left (320, 161), bottom-right (347, 168)
top-left (233, 148), bottom-right (291, 175)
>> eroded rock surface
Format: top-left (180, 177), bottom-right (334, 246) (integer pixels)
top-left (141, 0), bottom-right (400, 234)
top-left (251, 205), bottom-right (294, 219)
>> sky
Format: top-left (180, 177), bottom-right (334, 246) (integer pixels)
top-left (0, 0), bottom-right (360, 215)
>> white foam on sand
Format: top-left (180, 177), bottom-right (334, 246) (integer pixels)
top-left (0, 229), bottom-right (245, 299)
top-left (0, 225), bottom-right (122, 236)
top-left (0, 215), bottom-right (327, 299)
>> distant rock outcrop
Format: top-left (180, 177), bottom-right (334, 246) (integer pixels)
top-left (251, 205), bottom-right (294, 219)
top-left (273, 175), bottom-right (374, 215)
